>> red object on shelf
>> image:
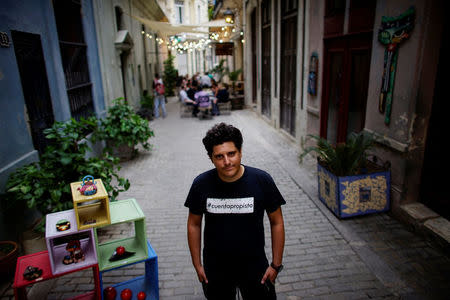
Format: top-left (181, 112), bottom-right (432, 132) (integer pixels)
top-left (120, 288), bottom-right (132, 300)
top-left (103, 286), bottom-right (117, 300)
top-left (137, 291), bottom-right (146, 300)
top-left (116, 246), bottom-right (125, 256)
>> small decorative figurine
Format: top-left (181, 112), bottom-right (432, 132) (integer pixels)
top-left (103, 286), bottom-right (117, 300)
top-left (77, 175), bottom-right (97, 196)
top-left (63, 239), bottom-right (85, 265)
top-left (120, 288), bottom-right (132, 300)
top-left (56, 219), bottom-right (70, 231)
top-left (23, 265), bottom-right (43, 280)
top-left (109, 245), bottom-right (135, 262)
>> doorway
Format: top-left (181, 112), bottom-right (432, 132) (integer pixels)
top-left (261, 0), bottom-right (271, 118)
top-left (251, 8), bottom-right (257, 104)
top-left (11, 31), bottom-right (55, 155)
top-left (120, 51), bottom-right (130, 101)
top-left (420, 15), bottom-right (449, 220)
top-left (320, 34), bottom-right (372, 143)
top-left (279, 0), bottom-right (297, 135)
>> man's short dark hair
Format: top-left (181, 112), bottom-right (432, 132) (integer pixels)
top-left (202, 123), bottom-right (243, 158)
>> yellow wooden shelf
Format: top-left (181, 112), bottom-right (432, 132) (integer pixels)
top-left (70, 178), bottom-right (111, 230)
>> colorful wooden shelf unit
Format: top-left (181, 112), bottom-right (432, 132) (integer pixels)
top-left (71, 178), bottom-right (111, 230)
top-left (94, 198), bottom-right (148, 271)
top-left (100, 241), bottom-right (159, 300)
top-left (45, 209), bottom-right (98, 275)
top-left (13, 250), bottom-right (100, 300)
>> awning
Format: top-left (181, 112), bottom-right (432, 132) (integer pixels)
top-left (115, 30), bottom-right (134, 50)
top-left (131, 15), bottom-right (234, 37)
top-left (198, 19), bottom-right (234, 28)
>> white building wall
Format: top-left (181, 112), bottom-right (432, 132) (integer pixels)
top-left (93, 0), bottom-right (167, 110)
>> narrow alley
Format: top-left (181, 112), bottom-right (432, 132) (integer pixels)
top-left (30, 98), bottom-right (449, 300)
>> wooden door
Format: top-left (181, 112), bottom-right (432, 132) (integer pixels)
top-left (320, 34), bottom-right (372, 143)
top-left (12, 31), bottom-right (55, 155)
top-left (261, 0), bottom-right (271, 117)
top-left (251, 8), bottom-right (257, 103)
top-left (280, 0), bottom-right (297, 135)
top-left (420, 14), bottom-right (449, 220)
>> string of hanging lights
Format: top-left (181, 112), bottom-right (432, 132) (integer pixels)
top-left (140, 28), bottom-right (244, 54)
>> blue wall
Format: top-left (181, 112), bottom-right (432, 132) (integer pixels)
top-left (0, 0), bottom-right (105, 240)
top-left (0, 0), bottom-right (105, 192)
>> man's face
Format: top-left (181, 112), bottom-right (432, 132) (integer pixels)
top-left (211, 141), bottom-right (242, 182)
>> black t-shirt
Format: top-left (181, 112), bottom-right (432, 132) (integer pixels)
top-left (187, 88), bottom-right (196, 101)
top-left (184, 165), bottom-right (286, 257)
top-left (216, 89), bottom-right (229, 102)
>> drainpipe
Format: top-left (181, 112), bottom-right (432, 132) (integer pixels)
top-left (301, 0), bottom-right (306, 110)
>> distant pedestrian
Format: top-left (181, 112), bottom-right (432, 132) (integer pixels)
top-left (185, 123), bottom-right (286, 300)
top-left (153, 73), bottom-right (167, 118)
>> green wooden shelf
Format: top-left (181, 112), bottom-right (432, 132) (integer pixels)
top-left (94, 199), bottom-right (147, 271)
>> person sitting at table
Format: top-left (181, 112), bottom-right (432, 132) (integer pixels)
top-left (211, 82), bottom-right (230, 116)
top-left (194, 85), bottom-right (212, 118)
top-left (180, 84), bottom-right (198, 117)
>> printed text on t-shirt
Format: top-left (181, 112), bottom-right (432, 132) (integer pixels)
top-left (206, 197), bottom-right (254, 214)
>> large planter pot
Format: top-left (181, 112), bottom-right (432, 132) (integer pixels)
top-left (0, 240), bottom-right (19, 279)
top-left (107, 141), bottom-right (135, 161)
top-left (317, 163), bottom-right (391, 218)
top-left (230, 95), bottom-right (244, 110)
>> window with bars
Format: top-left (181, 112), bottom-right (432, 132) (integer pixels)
top-left (175, 0), bottom-right (184, 24)
top-left (53, 0), bottom-right (94, 120)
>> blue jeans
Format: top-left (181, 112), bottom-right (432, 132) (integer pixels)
top-left (154, 94), bottom-right (167, 118)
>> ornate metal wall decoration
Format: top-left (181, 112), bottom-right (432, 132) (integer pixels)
top-left (378, 6), bottom-right (415, 125)
top-left (0, 32), bottom-right (11, 47)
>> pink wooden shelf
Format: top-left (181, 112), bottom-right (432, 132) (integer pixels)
top-left (13, 251), bottom-right (100, 300)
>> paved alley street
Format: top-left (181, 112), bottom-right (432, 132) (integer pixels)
top-left (3, 98), bottom-right (449, 300)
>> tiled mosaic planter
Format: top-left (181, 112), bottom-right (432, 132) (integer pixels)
top-left (317, 163), bottom-right (391, 218)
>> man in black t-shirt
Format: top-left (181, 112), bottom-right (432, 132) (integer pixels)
top-left (185, 123), bottom-right (286, 300)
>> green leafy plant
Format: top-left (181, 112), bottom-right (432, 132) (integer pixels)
top-left (137, 92), bottom-right (154, 120)
top-left (227, 68), bottom-right (242, 82)
top-left (140, 92), bottom-right (154, 110)
top-left (300, 131), bottom-right (376, 176)
top-left (163, 54), bottom-right (178, 97)
top-left (209, 59), bottom-right (227, 82)
top-left (208, 5), bottom-right (214, 20)
top-left (95, 98), bottom-right (154, 151)
top-left (5, 117), bottom-right (130, 231)
top-left (227, 68), bottom-right (242, 93)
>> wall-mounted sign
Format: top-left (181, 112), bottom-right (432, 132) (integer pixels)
top-left (308, 52), bottom-right (319, 96)
top-left (0, 32), bottom-right (11, 47)
top-left (378, 6), bottom-right (415, 125)
top-left (215, 42), bottom-right (233, 56)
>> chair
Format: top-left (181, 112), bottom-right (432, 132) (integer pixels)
top-left (217, 101), bottom-right (231, 115)
top-left (180, 102), bottom-right (194, 118)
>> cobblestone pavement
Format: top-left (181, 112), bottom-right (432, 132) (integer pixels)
top-left (2, 97), bottom-right (449, 299)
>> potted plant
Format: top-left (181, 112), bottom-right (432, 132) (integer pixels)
top-left (163, 54), bottom-right (178, 97)
top-left (137, 90), bottom-right (154, 121)
top-left (300, 131), bottom-right (391, 218)
top-left (5, 117), bottom-right (130, 234)
top-left (97, 98), bottom-right (154, 160)
top-left (0, 240), bottom-right (18, 278)
top-left (227, 68), bottom-right (242, 95)
top-left (209, 59), bottom-right (227, 83)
